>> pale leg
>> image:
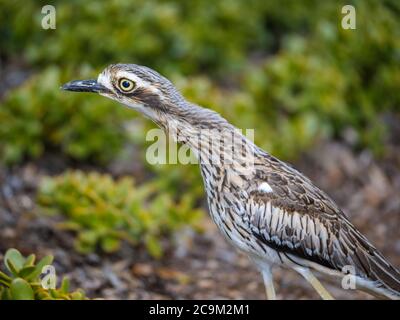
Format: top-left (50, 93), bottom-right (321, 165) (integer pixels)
top-left (249, 255), bottom-right (277, 300)
top-left (261, 268), bottom-right (276, 300)
top-left (295, 267), bottom-right (334, 300)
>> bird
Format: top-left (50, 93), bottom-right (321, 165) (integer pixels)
top-left (62, 63), bottom-right (400, 300)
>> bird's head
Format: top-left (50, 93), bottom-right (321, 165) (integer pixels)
top-left (62, 64), bottom-right (185, 125)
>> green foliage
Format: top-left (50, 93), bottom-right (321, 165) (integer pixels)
top-left (0, 66), bottom-right (133, 164)
top-left (0, 0), bottom-right (270, 77)
top-left (240, 1), bottom-right (400, 156)
top-left (1, 0), bottom-right (398, 167)
top-left (37, 171), bottom-right (204, 257)
top-left (2, 0), bottom-right (263, 165)
top-left (0, 248), bottom-right (86, 300)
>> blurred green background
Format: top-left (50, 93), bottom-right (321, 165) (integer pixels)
top-left (2, 0), bottom-right (399, 165)
top-left (0, 0), bottom-right (400, 299)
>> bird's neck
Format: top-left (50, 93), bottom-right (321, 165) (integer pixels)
top-left (161, 102), bottom-right (258, 176)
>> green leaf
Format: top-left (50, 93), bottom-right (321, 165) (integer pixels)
top-left (10, 278), bottom-right (34, 300)
top-left (26, 255), bottom-right (54, 281)
top-left (145, 235), bottom-right (163, 258)
top-left (49, 289), bottom-right (58, 299)
top-left (60, 277), bottom-right (70, 294)
top-left (5, 260), bottom-right (20, 277)
top-left (5, 249), bottom-right (25, 274)
top-left (100, 236), bottom-right (121, 253)
top-left (70, 290), bottom-right (85, 300)
top-left (1, 288), bottom-right (12, 300)
top-left (23, 254), bottom-right (36, 267)
top-left (78, 230), bottom-right (99, 245)
top-left (18, 266), bottom-right (36, 278)
top-left (35, 290), bottom-right (50, 300)
top-left (0, 270), bottom-right (12, 283)
top-left (0, 278), bottom-right (10, 287)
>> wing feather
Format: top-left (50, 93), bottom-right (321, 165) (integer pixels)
top-left (245, 153), bottom-right (400, 297)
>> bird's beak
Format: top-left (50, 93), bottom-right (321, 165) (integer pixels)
top-left (61, 79), bottom-right (110, 94)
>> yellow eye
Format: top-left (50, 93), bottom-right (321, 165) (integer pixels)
top-left (118, 78), bottom-right (136, 93)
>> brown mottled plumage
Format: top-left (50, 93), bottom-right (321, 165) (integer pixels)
top-left (62, 63), bottom-right (400, 299)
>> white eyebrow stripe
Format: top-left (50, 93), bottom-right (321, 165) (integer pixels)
top-left (258, 182), bottom-right (273, 193)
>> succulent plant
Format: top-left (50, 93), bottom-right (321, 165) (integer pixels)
top-left (0, 248), bottom-right (86, 300)
top-left (38, 171), bottom-right (204, 257)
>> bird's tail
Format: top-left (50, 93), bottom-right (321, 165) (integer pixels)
top-left (334, 222), bottom-right (400, 300)
top-left (358, 251), bottom-right (400, 300)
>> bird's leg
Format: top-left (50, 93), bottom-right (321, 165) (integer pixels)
top-left (261, 268), bottom-right (276, 300)
top-left (295, 267), bottom-right (334, 300)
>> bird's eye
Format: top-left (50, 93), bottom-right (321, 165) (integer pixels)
top-left (118, 78), bottom-right (136, 93)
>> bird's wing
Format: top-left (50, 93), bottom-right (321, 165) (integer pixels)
top-left (246, 155), bottom-right (400, 296)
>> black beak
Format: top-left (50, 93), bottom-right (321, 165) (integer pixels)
top-left (61, 79), bottom-right (110, 93)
